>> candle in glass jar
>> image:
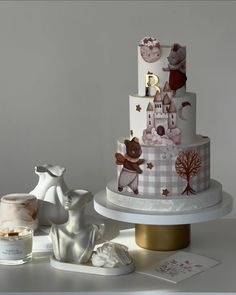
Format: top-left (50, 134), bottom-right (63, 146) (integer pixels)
top-left (0, 226), bottom-right (33, 265)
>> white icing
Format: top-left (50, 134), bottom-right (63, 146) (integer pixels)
top-left (138, 46), bottom-right (171, 96)
top-left (107, 180), bottom-right (222, 212)
top-left (129, 92), bottom-right (196, 145)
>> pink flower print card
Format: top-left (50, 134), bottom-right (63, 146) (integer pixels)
top-left (137, 251), bottom-right (219, 284)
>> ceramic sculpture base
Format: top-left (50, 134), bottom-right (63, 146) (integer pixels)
top-left (50, 257), bottom-right (135, 276)
top-left (94, 191), bottom-right (233, 251)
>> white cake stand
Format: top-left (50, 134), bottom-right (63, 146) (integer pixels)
top-left (94, 190), bottom-right (233, 251)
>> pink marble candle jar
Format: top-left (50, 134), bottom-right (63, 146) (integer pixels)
top-left (0, 194), bottom-right (38, 230)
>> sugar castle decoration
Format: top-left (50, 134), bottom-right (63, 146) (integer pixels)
top-left (142, 82), bottom-right (181, 145)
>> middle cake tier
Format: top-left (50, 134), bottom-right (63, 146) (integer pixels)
top-left (116, 136), bottom-right (210, 196)
top-left (129, 91), bottom-right (197, 145)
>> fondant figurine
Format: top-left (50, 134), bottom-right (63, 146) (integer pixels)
top-left (115, 137), bottom-right (144, 194)
top-left (50, 189), bottom-right (103, 264)
top-left (30, 165), bottom-right (69, 226)
top-left (163, 43), bottom-right (187, 95)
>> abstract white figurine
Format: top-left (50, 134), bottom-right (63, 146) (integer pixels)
top-left (91, 242), bottom-right (133, 268)
top-left (50, 189), bottom-right (103, 264)
top-left (30, 165), bottom-right (69, 226)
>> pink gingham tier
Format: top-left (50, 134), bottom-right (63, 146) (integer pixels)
top-left (116, 135), bottom-right (210, 196)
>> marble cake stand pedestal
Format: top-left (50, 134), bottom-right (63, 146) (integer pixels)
top-left (94, 191), bottom-right (233, 251)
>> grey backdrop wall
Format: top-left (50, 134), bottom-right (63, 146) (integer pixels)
top-left (0, 1), bottom-right (235, 217)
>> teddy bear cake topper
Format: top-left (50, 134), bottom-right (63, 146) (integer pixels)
top-left (163, 43), bottom-right (187, 95)
top-left (115, 137), bottom-right (144, 195)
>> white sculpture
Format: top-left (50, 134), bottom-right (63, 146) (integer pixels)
top-left (30, 165), bottom-right (69, 226)
top-left (49, 189), bottom-right (103, 264)
top-left (91, 242), bottom-right (133, 268)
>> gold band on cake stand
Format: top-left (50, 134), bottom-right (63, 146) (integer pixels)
top-left (135, 224), bottom-right (190, 251)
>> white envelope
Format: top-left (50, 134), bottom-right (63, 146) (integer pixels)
top-left (136, 251), bottom-right (220, 284)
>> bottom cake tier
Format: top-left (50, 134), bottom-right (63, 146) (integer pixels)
top-left (106, 179), bottom-right (222, 212)
top-left (116, 136), bottom-right (210, 196)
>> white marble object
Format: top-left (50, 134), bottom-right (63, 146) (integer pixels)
top-left (50, 189), bottom-right (104, 264)
top-left (30, 164), bottom-right (69, 226)
top-left (0, 194), bottom-right (38, 230)
top-left (50, 256), bottom-right (135, 275)
top-left (91, 242), bottom-right (133, 268)
top-left (50, 241), bottom-right (135, 276)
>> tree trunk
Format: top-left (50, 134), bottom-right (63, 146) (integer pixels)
top-left (182, 177), bottom-right (196, 195)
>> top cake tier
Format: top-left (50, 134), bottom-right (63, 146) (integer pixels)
top-left (130, 36), bottom-right (197, 146)
top-left (138, 37), bottom-right (186, 97)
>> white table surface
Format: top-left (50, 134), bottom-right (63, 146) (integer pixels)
top-left (0, 218), bottom-right (235, 295)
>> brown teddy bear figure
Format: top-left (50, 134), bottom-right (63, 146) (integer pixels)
top-left (163, 43), bottom-right (187, 96)
top-left (115, 137), bottom-right (144, 194)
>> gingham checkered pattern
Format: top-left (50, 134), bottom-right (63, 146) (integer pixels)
top-left (117, 138), bottom-right (210, 196)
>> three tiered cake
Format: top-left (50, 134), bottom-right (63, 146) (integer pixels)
top-left (107, 36), bottom-right (222, 213)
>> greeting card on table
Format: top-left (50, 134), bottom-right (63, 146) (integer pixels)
top-left (137, 251), bottom-right (220, 284)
